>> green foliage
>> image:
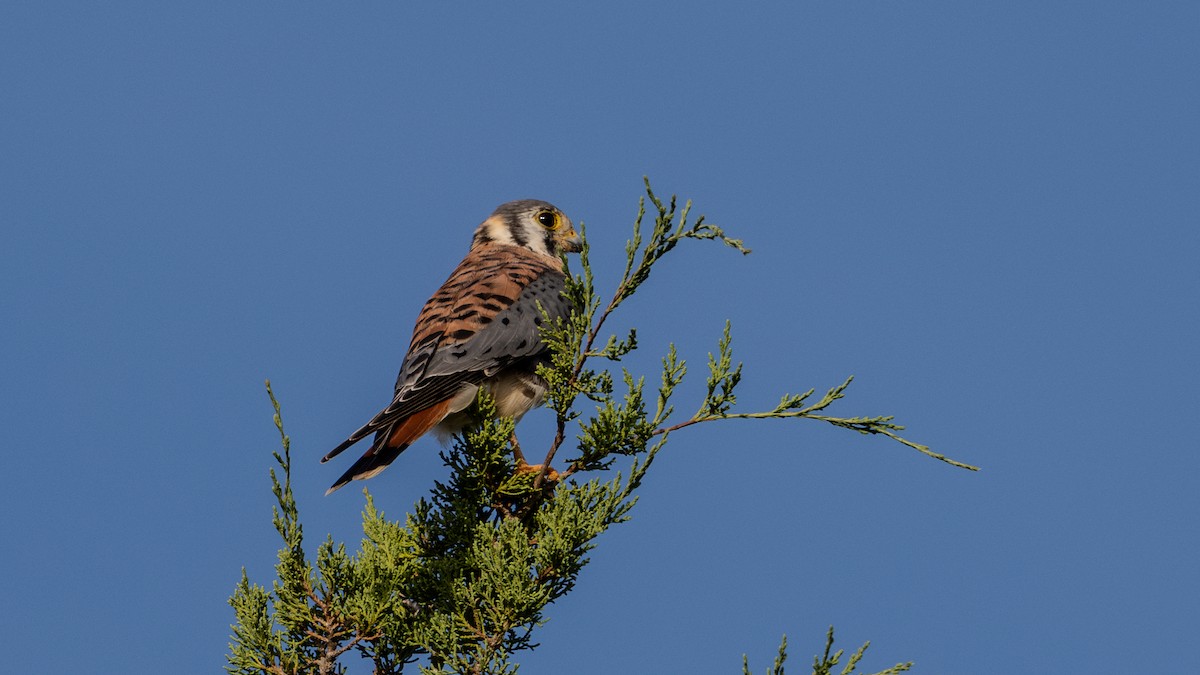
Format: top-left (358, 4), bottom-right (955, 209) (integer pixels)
top-left (228, 181), bottom-right (977, 674)
top-left (743, 629), bottom-right (913, 675)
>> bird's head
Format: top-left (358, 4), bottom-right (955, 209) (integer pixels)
top-left (472, 199), bottom-right (582, 257)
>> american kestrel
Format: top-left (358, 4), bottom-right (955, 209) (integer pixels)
top-left (322, 200), bottom-right (582, 494)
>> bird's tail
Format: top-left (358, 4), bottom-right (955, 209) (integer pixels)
top-left (324, 400), bottom-right (452, 494)
top-left (324, 441), bottom-right (408, 495)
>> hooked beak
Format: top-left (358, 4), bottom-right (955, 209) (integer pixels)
top-left (559, 228), bottom-right (583, 253)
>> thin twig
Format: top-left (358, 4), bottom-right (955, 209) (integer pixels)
top-left (534, 278), bottom-right (628, 490)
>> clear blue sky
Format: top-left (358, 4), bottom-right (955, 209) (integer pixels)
top-left (2, 2), bottom-right (1196, 673)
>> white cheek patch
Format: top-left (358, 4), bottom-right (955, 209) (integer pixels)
top-left (489, 221), bottom-right (518, 246)
top-left (474, 217), bottom-right (518, 247)
top-left (504, 219), bottom-right (550, 256)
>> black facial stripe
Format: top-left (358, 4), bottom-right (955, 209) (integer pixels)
top-left (509, 218), bottom-right (529, 247)
top-left (482, 200), bottom-right (564, 251)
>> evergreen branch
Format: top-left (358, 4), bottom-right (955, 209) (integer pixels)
top-left (229, 382), bottom-right (394, 675)
top-left (698, 320), bottom-right (742, 418)
top-left (654, 359), bottom-right (980, 472)
top-left (233, 182), bottom-right (973, 674)
top-left (654, 343), bottom-right (686, 427)
top-left (535, 179), bottom-right (747, 486)
top-left (743, 628), bottom-right (913, 675)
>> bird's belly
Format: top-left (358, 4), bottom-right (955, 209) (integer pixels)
top-left (486, 369), bottom-right (549, 419)
top-left (432, 370), bottom-right (548, 441)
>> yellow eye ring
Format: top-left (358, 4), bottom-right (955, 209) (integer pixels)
top-left (535, 210), bottom-right (560, 230)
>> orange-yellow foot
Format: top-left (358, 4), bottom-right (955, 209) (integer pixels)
top-left (515, 460), bottom-right (560, 483)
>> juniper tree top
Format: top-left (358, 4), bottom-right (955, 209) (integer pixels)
top-left (228, 181), bottom-right (976, 675)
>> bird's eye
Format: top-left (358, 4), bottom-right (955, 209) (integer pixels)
top-left (535, 210), bottom-right (559, 229)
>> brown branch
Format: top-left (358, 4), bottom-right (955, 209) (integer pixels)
top-left (249, 655), bottom-right (288, 675)
top-left (303, 573), bottom-right (387, 675)
top-left (651, 418), bottom-right (700, 437)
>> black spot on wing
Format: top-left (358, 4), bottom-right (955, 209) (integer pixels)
top-left (419, 269), bottom-right (571, 380)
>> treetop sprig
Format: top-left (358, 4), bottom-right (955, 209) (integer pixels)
top-left (539, 181), bottom-right (979, 476)
top-left (230, 181), bottom-right (975, 675)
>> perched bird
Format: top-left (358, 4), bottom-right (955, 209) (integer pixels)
top-left (322, 200), bottom-right (582, 495)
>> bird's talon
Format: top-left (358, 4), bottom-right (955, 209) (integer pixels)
top-left (515, 461), bottom-right (559, 483)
